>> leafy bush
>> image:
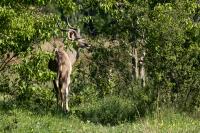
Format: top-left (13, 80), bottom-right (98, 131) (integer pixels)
top-left (76, 96), bottom-right (146, 125)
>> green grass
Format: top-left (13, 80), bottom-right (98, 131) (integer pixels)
top-left (1, 107), bottom-right (200, 133)
top-left (0, 95), bottom-right (200, 133)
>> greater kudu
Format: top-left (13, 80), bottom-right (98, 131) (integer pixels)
top-left (48, 21), bottom-right (90, 112)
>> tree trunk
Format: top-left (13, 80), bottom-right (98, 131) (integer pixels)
top-left (132, 47), bottom-right (139, 80)
top-left (139, 51), bottom-right (146, 87)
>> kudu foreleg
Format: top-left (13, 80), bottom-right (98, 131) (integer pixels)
top-left (60, 74), bottom-right (71, 112)
top-left (53, 79), bottom-right (62, 108)
top-left (61, 82), bottom-right (68, 112)
top-left (53, 80), bottom-right (59, 107)
top-left (66, 75), bottom-right (71, 111)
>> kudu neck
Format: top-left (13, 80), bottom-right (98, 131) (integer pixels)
top-left (66, 45), bottom-right (80, 66)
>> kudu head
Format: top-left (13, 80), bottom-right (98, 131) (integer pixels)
top-left (57, 18), bottom-right (90, 49)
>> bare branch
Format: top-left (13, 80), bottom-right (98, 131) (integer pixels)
top-left (0, 53), bottom-right (16, 71)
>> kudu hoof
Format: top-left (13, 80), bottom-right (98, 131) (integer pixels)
top-left (63, 109), bottom-right (70, 114)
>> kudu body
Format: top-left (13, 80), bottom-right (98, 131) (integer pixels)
top-left (48, 22), bottom-right (89, 112)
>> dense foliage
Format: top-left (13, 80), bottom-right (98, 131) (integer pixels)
top-left (0, 0), bottom-right (199, 126)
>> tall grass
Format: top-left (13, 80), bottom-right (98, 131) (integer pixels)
top-left (0, 94), bottom-right (200, 133)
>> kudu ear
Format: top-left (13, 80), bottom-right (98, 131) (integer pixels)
top-left (67, 28), bottom-right (82, 41)
top-left (68, 30), bottom-right (77, 41)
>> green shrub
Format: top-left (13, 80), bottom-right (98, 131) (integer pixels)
top-left (76, 96), bottom-right (145, 125)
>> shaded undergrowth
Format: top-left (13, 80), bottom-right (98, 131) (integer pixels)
top-left (1, 93), bottom-right (200, 133)
top-left (0, 94), bottom-right (148, 126)
top-left (1, 96), bottom-right (200, 133)
top-left (75, 96), bottom-right (146, 126)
